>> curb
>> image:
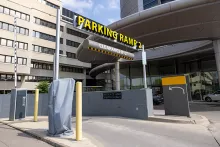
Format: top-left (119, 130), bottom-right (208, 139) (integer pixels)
top-left (193, 114), bottom-right (210, 127)
top-left (148, 116), bottom-right (195, 124)
top-left (0, 120), bottom-right (67, 147)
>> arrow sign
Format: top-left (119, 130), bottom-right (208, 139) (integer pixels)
top-left (169, 86), bottom-right (185, 94)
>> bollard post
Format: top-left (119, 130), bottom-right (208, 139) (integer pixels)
top-left (34, 89), bottom-right (39, 122)
top-left (76, 82), bottom-right (82, 141)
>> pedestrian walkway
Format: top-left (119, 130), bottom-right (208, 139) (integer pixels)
top-left (0, 117), bottom-right (96, 147)
top-left (0, 116), bottom-right (219, 147)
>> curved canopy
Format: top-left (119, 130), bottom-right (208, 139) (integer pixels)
top-left (77, 39), bottom-right (135, 64)
top-left (89, 0), bottom-right (220, 49)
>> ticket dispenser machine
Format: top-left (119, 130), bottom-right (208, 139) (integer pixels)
top-left (162, 76), bottom-right (190, 117)
top-left (9, 89), bottom-right (27, 121)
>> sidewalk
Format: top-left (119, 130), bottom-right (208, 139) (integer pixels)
top-left (0, 117), bottom-right (97, 147)
top-left (149, 110), bottom-right (210, 126)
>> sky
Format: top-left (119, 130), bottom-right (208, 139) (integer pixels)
top-left (62, 0), bottom-right (120, 26)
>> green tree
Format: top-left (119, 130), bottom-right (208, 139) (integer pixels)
top-left (36, 81), bottom-right (49, 93)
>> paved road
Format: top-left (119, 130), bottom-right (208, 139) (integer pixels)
top-left (77, 117), bottom-right (219, 147)
top-left (0, 123), bottom-right (52, 147)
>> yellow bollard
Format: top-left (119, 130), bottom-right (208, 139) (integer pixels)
top-left (34, 89), bottom-right (39, 122)
top-left (76, 82), bottom-right (82, 141)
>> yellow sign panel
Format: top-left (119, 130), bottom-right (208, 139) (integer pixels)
top-left (75, 15), bottom-right (142, 49)
top-left (162, 76), bottom-right (186, 86)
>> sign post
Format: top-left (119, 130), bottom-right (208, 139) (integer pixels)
top-left (142, 45), bottom-right (147, 89)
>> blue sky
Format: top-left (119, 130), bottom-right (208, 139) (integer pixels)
top-left (62, 0), bottom-right (120, 25)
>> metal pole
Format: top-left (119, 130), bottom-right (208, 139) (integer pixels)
top-left (14, 16), bottom-right (17, 88)
top-left (142, 45), bottom-right (148, 89)
top-left (34, 89), bottom-right (39, 122)
top-left (76, 82), bottom-right (82, 141)
top-left (54, 8), bottom-right (61, 80)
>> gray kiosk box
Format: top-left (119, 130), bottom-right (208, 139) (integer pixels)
top-left (162, 76), bottom-right (190, 117)
top-left (9, 89), bottom-right (27, 121)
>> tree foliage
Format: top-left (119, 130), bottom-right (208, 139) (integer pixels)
top-left (36, 81), bottom-right (49, 93)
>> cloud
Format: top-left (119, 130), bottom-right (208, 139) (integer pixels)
top-left (93, 4), bottom-right (104, 15)
top-left (108, 0), bottom-right (119, 9)
top-left (62, 0), bottom-right (93, 14)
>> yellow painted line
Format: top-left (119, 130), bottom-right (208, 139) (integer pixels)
top-left (162, 76), bottom-right (186, 86)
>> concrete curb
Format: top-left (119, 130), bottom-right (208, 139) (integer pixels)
top-left (148, 114), bottom-right (210, 125)
top-left (148, 116), bottom-right (195, 124)
top-left (0, 120), bottom-right (67, 147)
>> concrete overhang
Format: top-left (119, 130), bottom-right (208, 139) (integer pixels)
top-left (77, 39), bottom-right (135, 64)
top-left (89, 0), bottom-right (220, 49)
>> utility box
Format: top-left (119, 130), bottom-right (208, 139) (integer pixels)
top-left (9, 89), bottom-right (27, 121)
top-left (162, 76), bottom-right (190, 117)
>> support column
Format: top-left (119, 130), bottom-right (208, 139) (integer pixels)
top-left (20, 75), bottom-right (25, 88)
top-left (213, 40), bottom-right (220, 86)
top-left (115, 61), bottom-right (120, 91)
top-left (82, 69), bottom-right (87, 87)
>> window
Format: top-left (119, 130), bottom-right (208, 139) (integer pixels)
top-left (66, 28), bottom-right (88, 39)
top-left (4, 8), bottom-right (9, 15)
top-left (15, 11), bottom-right (21, 18)
top-left (32, 45), bottom-right (55, 55)
top-left (10, 10), bottom-right (15, 16)
top-left (9, 24), bottom-right (13, 32)
top-left (1, 38), bottom-right (7, 46)
top-left (18, 42), bottom-right (24, 49)
top-left (61, 65), bottom-right (83, 73)
top-left (21, 13), bottom-right (26, 20)
top-left (0, 21), bottom-right (29, 36)
top-left (5, 56), bottom-right (11, 63)
top-left (59, 50), bottom-right (63, 54)
top-left (31, 61), bottom-right (53, 70)
top-left (33, 31), bottom-right (55, 42)
top-left (0, 6), bottom-right (3, 13)
top-left (34, 17), bottom-right (57, 29)
top-left (2, 23), bottom-right (8, 30)
top-left (60, 38), bottom-right (63, 44)
top-left (60, 26), bottom-right (64, 32)
top-left (66, 40), bottom-right (80, 48)
top-left (17, 57), bottom-right (23, 64)
top-left (7, 40), bottom-right (13, 47)
top-left (0, 55), bottom-right (5, 62)
top-left (66, 52), bottom-right (76, 59)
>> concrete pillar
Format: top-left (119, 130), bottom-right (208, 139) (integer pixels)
top-left (213, 40), bottom-right (220, 86)
top-left (82, 69), bottom-right (87, 87)
top-left (20, 75), bottom-right (25, 88)
top-left (115, 61), bottom-right (120, 91)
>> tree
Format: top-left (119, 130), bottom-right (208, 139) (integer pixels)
top-left (36, 81), bottom-right (49, 93)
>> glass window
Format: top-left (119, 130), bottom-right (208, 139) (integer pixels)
top-left (5, 56), bottom-right (11, 63)
top-left (11, 56), bottom-right (15, 63)
top-left (18, 42), bottom-right (24, 49)
top-left (0, 6), bottom-right (3, 13)
top-left (24, 43), bottom-right (28, 50)
top-left (23, 58), bottom-right (27, 65)
top-left (32, 31), bottom-right (36, 37)
top-left (2, 23), bottom-right (8, 30)
top-left (15, 11), bottom-right (21, 18)
top-left (21, 13), bottom-right (26, 20)
top-left (26, 15), bottom-right (30, 21)
top-left (9, 24), bottom-right (14, 32)
top-left (39, 46), bottom-right (42, 52)
top-left (20, 28), bottom-right (25, 35)
top-left (17, 58), bottom-right (23, 64)
top-left (16, 27), bottom-right (20, 33)
top-left (25, 29), bottom-right (29, 36)
top-left (0, 55), bottom-right (5, 62)
top-left (35, 18), bottom-right (40, 24)
top-left (36, 32), bottom-right (40, 38)
top-left (7, 40), bottom-right (13, 47)
top-left (1, 38), bottom-right (7, 46)
top-left (4, 8), bottom-right (9, 15)
top-left (10, 10), bottom-right (15, 16)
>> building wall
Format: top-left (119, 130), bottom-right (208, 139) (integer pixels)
top-left (0, 0), bottom-right (91, 90)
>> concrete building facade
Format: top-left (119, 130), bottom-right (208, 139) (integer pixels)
top-left (0, 0), bottom-right (91, 93)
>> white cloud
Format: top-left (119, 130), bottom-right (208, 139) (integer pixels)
top-left (93, 4), bottom-right (104, 15)
top-left (108, 0), bottom-right (119, 9)
top-left (108, 18), bottom-right (116, 24)
top-left (62, 0), bottom-right (93, 14)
